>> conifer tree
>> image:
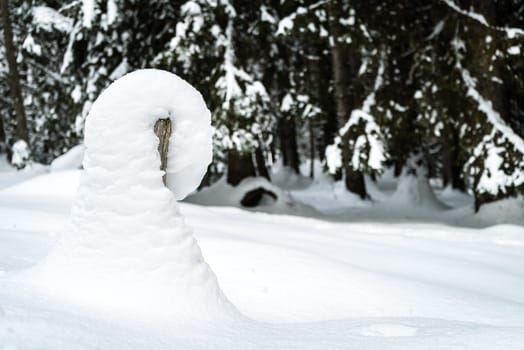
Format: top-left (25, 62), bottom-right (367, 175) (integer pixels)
top-left (159, 0), bottom-right (274, 187)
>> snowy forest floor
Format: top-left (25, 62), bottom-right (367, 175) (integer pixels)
top-left (0, 165), bottom-right (523, 349)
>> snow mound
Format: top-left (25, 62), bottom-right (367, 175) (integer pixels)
top-left (50, 144), bottom-right (85, 172)
top-left (25, 70), bottom-right (235, 320)
top-left (271, 161), bottom-right (312, 190)
top-left (476, 197), bottom-right (524, 226)
top-left (187, 176), bottom-right (317, 216)
top-left (364, 175), bottom-right (388, 201)
top-left (437, 185), bottom-right (474, 208)
top-left (291, 171), bottom-right (373, 213)
top-left (384, 174), bottom-right (448, 211)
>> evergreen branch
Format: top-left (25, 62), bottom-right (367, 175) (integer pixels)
top-left (441, 0), bottom-right (524, 38)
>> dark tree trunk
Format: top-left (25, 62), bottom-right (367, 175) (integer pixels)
top-left (278, 116), bottom-right (300, 174)
top-left (304, 47), bottom-right (324, 178)
top-left (0, 115), bottom-right (6, 153)
top-left (394, 159), bottom-right (404, 177)
top-left (304, 46), bottom-right (324, 167)
top-left (345, 169), bottom-right (367, 198)
top-left (254, 147), bottom-right (270, 181)
top-left (0, 0), bottom-right (30, 146)
top-left (227, 149), bottom-right (256, 186)
top-left (441, 133), bottom-right (453, 188)
top-left (327, 0), bottom-right (367, 199)
top-left (441, 127), bottom-right (466, 191)
top-left (309, 119), bottom-right (315, 178)
top-left (321, 103), bottom-right (338, 163)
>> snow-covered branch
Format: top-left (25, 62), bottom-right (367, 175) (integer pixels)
top-left (339, 59), bottom-right (385, 137)
top-left (326, 58), bottom-right (387, 173)
top-left (32, 6), bottom-right (73, 33)
top-left (441, 0), bottom-right (524, 38)
top-left (452, 37), bottom-right (524, 195)
top-left (452, 38), bottom-right (524, 155)
top-left (276, 0), bottom-right (328, 36)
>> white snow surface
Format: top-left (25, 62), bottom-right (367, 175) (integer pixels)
top-left (0, 170), bottom-right (524, 349)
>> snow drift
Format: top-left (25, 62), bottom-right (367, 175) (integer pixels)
top-left (381, 157), bottom-right (447, 213)
top-left (25, 70), bottom-right (235, 319)
top-left (385, 173), bottom-right (448, 211)
top-left (50, 144), bottom-right (85, 172)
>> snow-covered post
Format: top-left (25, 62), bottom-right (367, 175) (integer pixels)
top-left (30, 69), bottom-right (236, 320)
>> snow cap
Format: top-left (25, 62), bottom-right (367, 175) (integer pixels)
top-left (84, 69), bottom-right (212, 199)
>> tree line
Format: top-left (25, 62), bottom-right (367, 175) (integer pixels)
top-left (1, 0), bottom-right (523, 209)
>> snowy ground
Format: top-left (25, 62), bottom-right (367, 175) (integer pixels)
top-left (1, 167), bottom-right (524, 349)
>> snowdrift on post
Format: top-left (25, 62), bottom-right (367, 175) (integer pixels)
top-left (28, 69), bottom-right (235, 320)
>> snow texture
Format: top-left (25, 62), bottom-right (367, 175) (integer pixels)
top-left (22, 70), bottom-right (234, 319)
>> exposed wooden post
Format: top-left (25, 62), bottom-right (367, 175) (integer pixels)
top-left (154, 118), bottom-right (172, 185)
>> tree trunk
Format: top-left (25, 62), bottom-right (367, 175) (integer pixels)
top-left (227, 149), bottom-right (256, 186)
top-left (154, 118), bottom-right (172, 185)
top-left (255, 147), bottom-right (270, 181)
top-left (277, 116), bottom-right (300, 174)
top-left (305, 48), bottom-right (320, 172)
top-left (0, 115), bottom-right (6, 153)
top-left (327, 0), bottom-right (367, 199)
top-left (309, 119), bottom-right (315, 178)
top-left (441, 126), bottom-right (466, 191)
top-left (0, 0), bottom-right (30, 146)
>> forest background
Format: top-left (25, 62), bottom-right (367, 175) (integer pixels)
top-left (1, 0), bottom-right (523, 210)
